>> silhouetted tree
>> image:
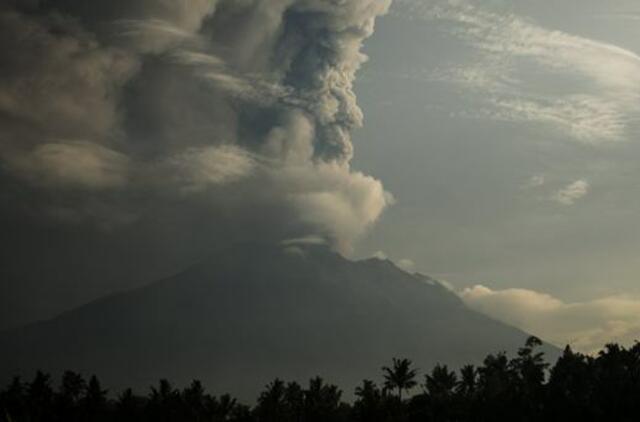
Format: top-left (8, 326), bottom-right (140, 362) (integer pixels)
top-left (477, 351), bottom-right (516, 420)
top-left (115, 388), bottom-right (144, 422)
top-left (182, 380), bottom-right (207, 421)
top-left (546, 345), bottom-right (592, 420)
top-left (591, 343), bottom-right (638, 419)
top-left (423, 364), bottom-right (458, 421)
top-left (353, 380), bottom-right (384, 422)
top-left (27, 371), bottom-right (54, 422)
top-left (205, 393), bottom-right (239, 421)
top-left (303, 377), bottom-right (346, 422)
top-left (425, 364), bottom-right (457, 398)
top-left (511, 336), bottom-right (548, 419)
top-left (382, 358), bottom-right (418, 401)
top-left (255, 379), bottom-right (287, 422)
top-left (83, 375), bottom-right (108, 421)
top-left (149, 379), bottom-right (180, 422)
top-left (284, 382), bottom-right (304, 422)
top-left (455, 365), bottom-right (478, 420)
top-left (60, 371), bottom-right (86, 402)
top-left (456, 364), bottom-right (477, 398)
top-left (0, 377), bottom-right (26, 422)
top-left (54, 370), bottom-right (86, 421)
top-left (7, 338), bottom-right (640, 422)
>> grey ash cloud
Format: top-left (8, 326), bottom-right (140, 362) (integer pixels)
top-left (0, 0), bottom-right (392, 243)
top-left (0, 0), bottom-right (393, 328)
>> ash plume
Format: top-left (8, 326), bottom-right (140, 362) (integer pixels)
top-left (0, 0), bottom-right (393, 246)
top-left (0, 0), bottom-right (393, 327)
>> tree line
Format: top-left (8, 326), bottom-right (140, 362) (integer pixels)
top-left (2, 337), bottom-right (640, 421)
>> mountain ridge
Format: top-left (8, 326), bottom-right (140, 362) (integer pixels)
top-left (0, 242), bottom-right (558, 400)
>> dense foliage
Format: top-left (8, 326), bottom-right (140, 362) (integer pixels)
top-left (3, 337), bottom-right (640, 421)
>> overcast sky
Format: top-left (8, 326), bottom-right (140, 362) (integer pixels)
top-left (352, 0), bottom-right (640, 351)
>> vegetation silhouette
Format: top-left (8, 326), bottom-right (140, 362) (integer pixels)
top-left (2, 337), bottom-right (640, 421)
top-left (382, 358), bottom-right (418, 401)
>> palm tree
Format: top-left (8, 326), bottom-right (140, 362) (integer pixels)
top-left (456, 365), bottom-right (477, 398)
top-left (382, 358), bottom-right (418, 401)
top-left (456, 365), bottom-right (478, 420)
top-left (214, 394), bottom-right (238, 420)
top-left (353, 380), bottom-right (382, 422)
top-left (424, 364), bottom-right (458, 421)
top-left (513, 336), bottom-right (548, 387)
top-left (425, 364), bottom-right (457, 399)
top-left (354, 380), bottom-right (381, 403)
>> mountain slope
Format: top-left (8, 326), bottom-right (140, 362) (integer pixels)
top-left (0, 243), bottom-right (557, 400)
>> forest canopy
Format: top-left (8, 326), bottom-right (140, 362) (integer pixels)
top-left (3, 337), bottom-right (640, 421)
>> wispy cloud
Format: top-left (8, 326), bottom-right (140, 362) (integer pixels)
top-left (460, 285), bottom-right (640, 353)
top-left (552, 179), bottom-right (590, 205)
top-left (395, 0), bottom-right (640, 144)
top-left (166, 145), bottom-right (256, 194)
top-left (595, 13), bottom-right (640, 22)
top-left (370, 251), bottom-right (416, 272)
top-left (397, 258), bottom-right (416, 272)
top-left (524, 174), bottom-right (545, 189)
top-left (10, 141), bottom-right (130, 190)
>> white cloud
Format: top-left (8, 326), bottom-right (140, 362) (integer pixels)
top-left (369, 251), bottom-right (415, 272)
top-left (372, 250), bottom-right (388, 260)
top-left (460, 284), bottom-right (640, 353)
top-left (523, 174), bottom-right (545, 189)
top-left (278, 162), bottom-right (394, 253)
top-left (552, 179), bottom-right (590, 205)
top-left (397, 258), bottom-right (416, 272)
top-left (395, 0), bottom-right (640, 144)
top-left (437, 279), bottom-right (457, 292)
top-left (488, 96), bottom-right (628, 144)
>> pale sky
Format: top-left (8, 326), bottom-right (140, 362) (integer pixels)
top-left (353, 0), bottom-right (640, 351)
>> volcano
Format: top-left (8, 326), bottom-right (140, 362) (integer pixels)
top-left (0, 242), bottom-right (557, 400)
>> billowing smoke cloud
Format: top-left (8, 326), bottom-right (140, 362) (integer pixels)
top-left (0, 0), bottom-right (393, 328)
top-left (0, 0), bottom-right (392, 246)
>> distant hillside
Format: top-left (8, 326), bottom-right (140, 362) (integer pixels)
top-left (0, 243), bottom-right (558, 400)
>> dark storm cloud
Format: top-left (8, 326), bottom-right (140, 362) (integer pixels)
top-left (0, 0), bottom-right (392, 328)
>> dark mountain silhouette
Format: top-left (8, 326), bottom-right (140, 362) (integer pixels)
top-left (0, 242), bottom-right (558, 400)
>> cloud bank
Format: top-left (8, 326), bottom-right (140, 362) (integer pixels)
top-left (461, 285), bottom-right (640, 353)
